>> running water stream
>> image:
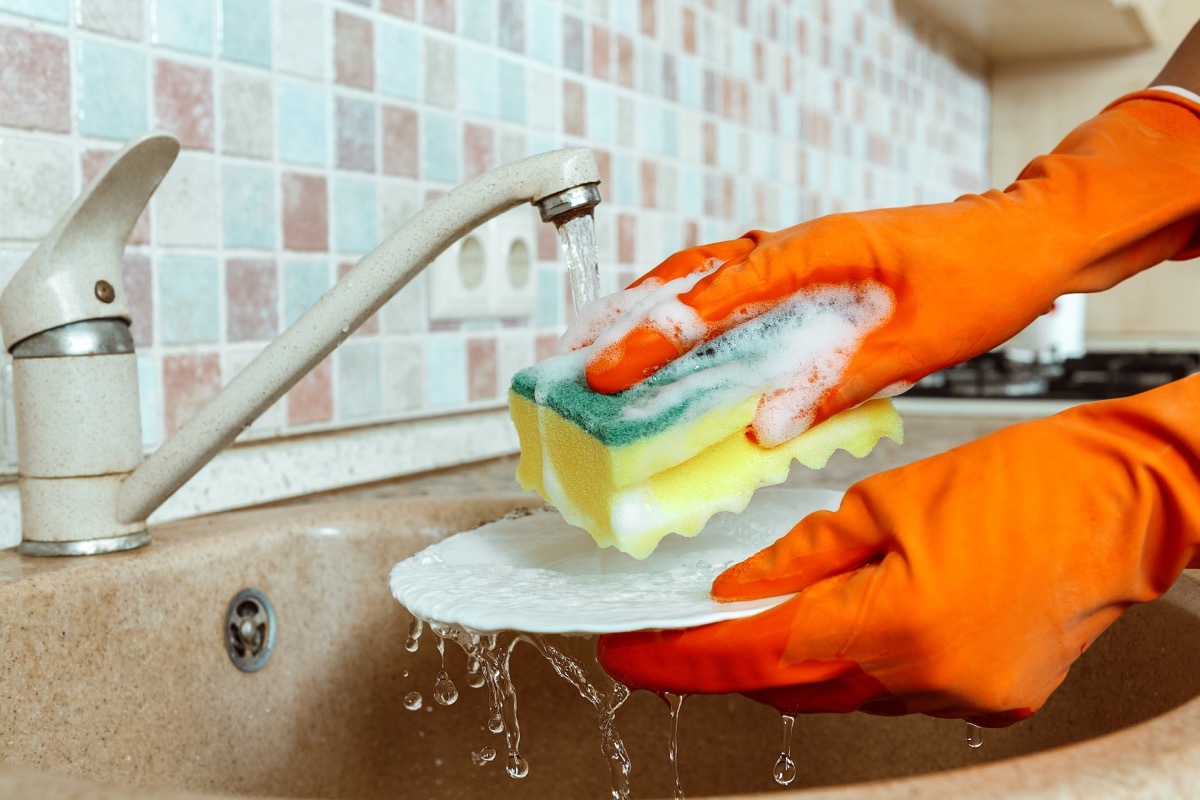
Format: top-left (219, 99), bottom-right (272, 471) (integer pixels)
top-left (555, 213), bottom-right (601, 315)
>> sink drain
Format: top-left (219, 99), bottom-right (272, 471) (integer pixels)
top-left (225, 588), bottom-right (276, 672)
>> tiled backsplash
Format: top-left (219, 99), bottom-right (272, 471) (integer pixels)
top-left (0, 0), bottom-right (987, 475)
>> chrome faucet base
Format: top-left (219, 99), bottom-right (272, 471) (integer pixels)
top-left (18, 530), bottom-right (150, 557)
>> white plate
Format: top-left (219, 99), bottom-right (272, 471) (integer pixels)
top-left (388, 488), bottom-right (843, 635)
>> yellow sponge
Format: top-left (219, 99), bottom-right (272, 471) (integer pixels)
top-left (510, 353), bottom-right (902, 559)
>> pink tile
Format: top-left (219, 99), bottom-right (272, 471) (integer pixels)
top-left (122, 254), bottom-right (153, 347)
top-left (640, 161), bottom-right (658, 210)
top-left (722, 176), bottom-right (735, 218)
top-left (754, 41), bottom-right (765, 81)
top-left (82, 149), bottom-right (150, 244)
top-left (683, 220), bottom-right (699, 249)
top-left (163, 353), bottom-right (221, 436)
top-left (338, 261), bottom-right (379, 334)
top-left (662, 54), bottom-right (677, 102)
top-left (591, 24), bottom-right (610, 81)
top-left (282, 173), bottom-right (329, 252)
top-left (563, 80), bottom-right (586, 138)
top-left (593, 148), bottom-right (612, 189)
top-left (463, 123), bottom-right (494, 181)
top-left (617, 214), bottom-right (636, 264)
top-left (423, 0), bottom-right (455, 31)
top-left (382, 104), bottom-right (419, 178)
top-left (226, 258), bottom-right (278, 342)
top-left (467, 338), bottom-right (498, 401)
top-left (702, 122), bottom-right (716, 166)
top-left (499, 0), bottom-right (524, 53)
top-left (288, 357), bottom-right (333, 426)
top-left (682, 8), bottom-right (696, 54)
top-left (535, 334), bottom-right (557, 363)
top-left (616, 35), bottom-right (635, 88)
top-left (381, 0), bottom-right (415, 18)
top-left (536, 217), bottom-right (559, 261)
top-left (639, 0), bottom-right (656, 37)
top-left (335, 11), bottom-right (375, 90)
top-left (0, 26), bottom-right (69, 132)
top-left (154, 59), bottom-right (214, 150)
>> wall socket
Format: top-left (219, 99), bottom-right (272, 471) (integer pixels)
top-left (428, 207), bottom-right (538, 321)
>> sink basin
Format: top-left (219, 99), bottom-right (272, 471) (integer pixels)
top-left (3, 488), bottom-right (1200, 799)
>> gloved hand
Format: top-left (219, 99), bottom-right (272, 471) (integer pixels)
top-left (598, 375), bottom-right (1200, 726)
top-left (580, 90), bottom-right (1200, 446)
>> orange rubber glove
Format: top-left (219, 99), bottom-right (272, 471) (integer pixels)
top-left (582, 90), bottom-right (1200, 444)
top-left (598, 375), bottom-right (1200, 726)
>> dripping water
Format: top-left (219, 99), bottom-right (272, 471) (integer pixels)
top-left (665, 692), bottom-right (687, 800)
top-left (965, 722), bottom-right (984, 749)
top-left (405, 617), bottom-right (423, 653)
top-left (555, 214), bottom-right (600, 315)
top-left (772, 714), bottom-right (798, 785)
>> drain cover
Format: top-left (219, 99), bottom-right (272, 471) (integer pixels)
top-left (225, 588), bottom-right (276, 672)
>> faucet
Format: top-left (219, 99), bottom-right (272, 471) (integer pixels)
top-left (0, 132), bottom-right (601, 556)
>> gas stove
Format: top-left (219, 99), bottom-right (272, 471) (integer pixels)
top-left (907, 351), bottom-right (1200, 401)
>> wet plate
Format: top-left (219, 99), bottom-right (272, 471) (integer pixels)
top-left (389, 488), bottom-right (842, 635)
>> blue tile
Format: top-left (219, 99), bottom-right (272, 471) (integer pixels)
top-left (459, 48), bottom-right (496, 117)
top-left (528, 0), bottom-right (557, 65)
top-left (338, 341), bottom-right (382, 420)
top-left (460, 0), bottom-right (492, 43)
top-left (528, 133), bottom-right (561, 156)
top-left (497, 59), bottom-right (525, 124)
top-left (611, 0), bottom-right (636, 30)
top-left (586, 84), bottom-right (613, 144)
top-left (426, 336), bottom-right (467, 407)
top-left (636, 103), bottom-right (662, 154)
top-left (153, 0), bottom-right (214, 56)
top-left (159, 254), bottom-right (219, 345)
top-left (137, 355), bottom-right (161, 449)
top-left (0, 0), bottom-right (67, 23)
top-left (679, 55), bottom-right (700, 108)
top-left (284, 258), bottom-right (331, 325)
top-left (277, 81), bottom-right (327, 166)
top-left (377, 20), bottom-right (421, 101)
top-left (221, 0), bottom-right (271, 67)
top-left (333, 177), bottom-right (378, 254)
top-left (661, 106), bottom-right (677, 157)
top-left (535, 268), bottom-right (559, 327)
top-left (77, 40), bottom-right (148, 141)
top-left (222, 164), bottom-right (276, 249)
top-left (422, 113), bottom-right (460, 183)
top-left (680, 169), bottom-right (701, 216)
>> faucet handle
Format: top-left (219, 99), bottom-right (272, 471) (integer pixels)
top-left (0, 131), bottom-right (180, 351)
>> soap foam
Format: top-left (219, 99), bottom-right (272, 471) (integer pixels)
top-left (589, 281), bottom-right (895, 447)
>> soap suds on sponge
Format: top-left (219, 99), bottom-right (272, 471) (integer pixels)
top-left (511, 274), bottom-right (902, 559)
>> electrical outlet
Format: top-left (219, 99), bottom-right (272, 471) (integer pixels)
top-left (427, 223), bottom-right (495, 321)
top-left (489, 207), bottom-right (538, 318)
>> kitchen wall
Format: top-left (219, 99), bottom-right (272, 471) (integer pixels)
top-left (0, 0), bottom-right (988, 544)
top-left (991, 0), bottom-right (1200, 347)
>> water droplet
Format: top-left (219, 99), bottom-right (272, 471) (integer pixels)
top-left (405, 618), bottom-right (423, 653)
top-left (340, 325), bottom-right (350, 334)
top-left (471, 746), bottom-right (497, 766)
top-left (403, 691), bottom-right (422, 711)
top-left (772, 753), bottom-right (798, 785)
top-left (487, 715), bottom-right (505, 734)
top-left (965, 722), bottom-right (984, 749)
top-left (401, 670), bottom-right (409, 679)
top-left (505, 752), bottom-right (530, 779)
top-left (433, 671), bottom-right (459, 706)
top-left (773, 714), bottom-right (798, 785)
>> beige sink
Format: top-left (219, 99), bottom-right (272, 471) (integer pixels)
top-left (3, 477), bottom-right (1200, 799)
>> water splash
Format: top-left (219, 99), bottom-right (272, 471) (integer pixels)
top-left (772, 715), bottom-right (798, 785)
top-left (556, 214), bottom-right (600, 315)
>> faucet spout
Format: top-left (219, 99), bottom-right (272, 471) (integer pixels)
top-left (113, 147), bottom-right (601, 529)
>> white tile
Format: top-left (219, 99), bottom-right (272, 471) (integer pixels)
top-left (0, 138), bottom-right (73, 242)
top-left (153, 153), bottom-right (219, 247)
top-left (275, 0), bottom-right (325, 80)
top-left (382, 336), bottom-right (425, 415)
top-left (496, 332), bottom-right (534, 388)
top-left (77, 0), bottom-right (144, 40)
top-left (221, 68), bottom-right (273, 159)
